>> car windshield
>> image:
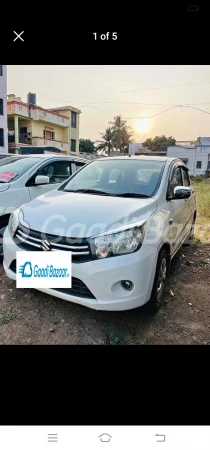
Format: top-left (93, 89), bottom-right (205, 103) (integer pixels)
top-left (0, 157), bottom-right (42, 183)
top-left (60, 159), bottom-right (165, 197)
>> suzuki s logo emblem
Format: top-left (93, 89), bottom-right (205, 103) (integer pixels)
top-left (41, 240), bottom-right (51, 251)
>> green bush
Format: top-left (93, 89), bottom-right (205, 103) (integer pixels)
top-left (191, 175), bottom-right (205, 182)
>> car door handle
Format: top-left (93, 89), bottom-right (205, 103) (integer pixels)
top-left (169, 219), bottom-right (173, 225)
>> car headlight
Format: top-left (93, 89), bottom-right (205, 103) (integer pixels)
top-left (90, 222), bottom-right (147, 259)
top-left (8, 208), bottom-right (21, 238)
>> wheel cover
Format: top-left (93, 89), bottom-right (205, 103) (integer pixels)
top-left (0, 226), bottom-right (7, 254)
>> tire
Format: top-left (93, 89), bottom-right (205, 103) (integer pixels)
top-left (189, 215), bottom-right (196, 239)
top-left (183, 214), bottom-right (196, 245)
top-left (0, 221), bottom-right (9, 259)
top-left (145, 248), bottom-right (169, 313)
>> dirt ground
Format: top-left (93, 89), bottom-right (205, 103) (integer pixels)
top-left (0, 242), bottom-right (210, 345)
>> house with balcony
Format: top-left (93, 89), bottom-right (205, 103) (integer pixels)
top-left (50, 105), bottom-right (80, 154)
top-left (7, 93), bottom-right (81, 155)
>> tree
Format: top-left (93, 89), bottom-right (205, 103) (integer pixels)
top-left (96, 127), bottom-right (115, 156)
top-left (142, 138), bottom-right (153, 149)
top-left (79, 139), bottom-right (95, 153)
top-left (119, 128), bottom-right (134, 154)
top-left (109, 115), bottom-right (127, 131)
top-left (109, 115), bottom-right (133, 152)
top-left (142, 135), bottom-right (176, 152)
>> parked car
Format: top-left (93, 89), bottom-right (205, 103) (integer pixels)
top-left (3, 156), bottom-right (196, 312)
top-left (0, 153), bottom-right (14, 159)
top-left (0, 154), bottom-right (88, 255)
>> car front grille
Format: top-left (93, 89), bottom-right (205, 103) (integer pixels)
top-left (14, 223), bottom-right (92, 263)
top-left (52, 285), bottom-right (96, 299)
top-left (9, 259), bottom-right (96, 299)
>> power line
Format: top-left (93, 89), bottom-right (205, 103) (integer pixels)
top-left (76, 104), bottom-right (177, 119)
top-left (124, 106), bottom-right (178, 119)
top-left (20, 95), bottom-right (210, 108)
top-left (39, 80), bottom-right (210, 102)
top-left (74, 101), bottom-right (210, 106)
top-left (83, 80), bottom-right (210, 96)
top-left (77, 103), bottom-right (210, 120)
top-left (180, 105), bottom-right (210, 115)
top-left (124, 105), bottom-right (210, 119)
top-left (75, 101), bottom-right (176, 107)
top-left (78, 104), bottom-right (114, 117)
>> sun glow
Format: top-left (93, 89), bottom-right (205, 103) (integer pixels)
top-left (135, 118), bottom-right (151, 133)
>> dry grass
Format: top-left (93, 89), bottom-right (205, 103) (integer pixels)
top-left (191, 178), bottom-right (210, 243)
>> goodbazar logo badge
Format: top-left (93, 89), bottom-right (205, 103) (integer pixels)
top-left (16, 251), bottom-right (72, 289)
top-left (19, 262), bottom-right (33, 277)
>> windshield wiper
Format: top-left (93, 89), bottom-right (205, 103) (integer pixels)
top-left (64, 189), bottom-right (114, 196)
top-left (115, 192), bottom-right (150, 198)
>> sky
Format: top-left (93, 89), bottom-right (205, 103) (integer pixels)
top-left (7, 65), bottom-right (210, 143)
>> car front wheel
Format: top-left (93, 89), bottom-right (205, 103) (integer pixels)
top-left (189, 215), bottom-right (196, 239)
top-left (0, 221), bottom-right (9, 259)
top-left (146, 248), bottom-right (169, 313)
top-left (184, 214), bottom-right (196, 245)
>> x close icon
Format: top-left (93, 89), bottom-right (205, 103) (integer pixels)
top-left (13, 31), bottom-right (24, 42)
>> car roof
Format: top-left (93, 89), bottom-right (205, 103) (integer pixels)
top-left (97, 156), bottom-right (177, 162)
top-left (1, 154), bottom-right (88, 163)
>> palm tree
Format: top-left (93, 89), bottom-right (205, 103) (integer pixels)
top-left (109, 115), bottom-right (127, 131)
top-left (119, 128), bottom-right (134, 154)
top-left (96, 127), bottom-right (115, 156)
top-left (109, 115), bottom-right (133, 152)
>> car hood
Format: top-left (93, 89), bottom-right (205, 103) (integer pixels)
top-left (21, 190), bottom-right (157, 237)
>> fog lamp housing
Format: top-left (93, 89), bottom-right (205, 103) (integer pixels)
top-left (121, 280), bottom-right (133, 291)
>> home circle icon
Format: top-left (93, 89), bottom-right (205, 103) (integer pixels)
top-left (98, 434), bottom-right (112, 443)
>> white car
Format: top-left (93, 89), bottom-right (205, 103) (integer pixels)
top-left (0, 154), bottom-right (88, 255)
top-left (3, 156), bottom-right (196, 312)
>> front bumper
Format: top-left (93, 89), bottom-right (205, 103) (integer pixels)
top-left (3, 227), bottom-right (158, 311)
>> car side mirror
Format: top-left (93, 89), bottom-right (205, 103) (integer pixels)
top-left (35, 175), bottom-right (50, 185)
top-left (174, 186), bottom-right (192, 199)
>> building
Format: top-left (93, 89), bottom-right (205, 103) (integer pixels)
top-left (128, 143), bottom-right (166, 157)
top-left (176, 140), bottom-right (197, 147)
top-left (129, 143), bottom-right (143, 154)
top-left (167, 137), bottom-right (210, 176)
top-left (7, 93), bottom-right (81, 155)
top-left (50, 105), bottom-right (80, 154)
top-left (0, 65), bottom-right (8, 153)
top-left (104, 150), bottom-right (120, 157)
top-left (135, 150), bottom-right (167, 157)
